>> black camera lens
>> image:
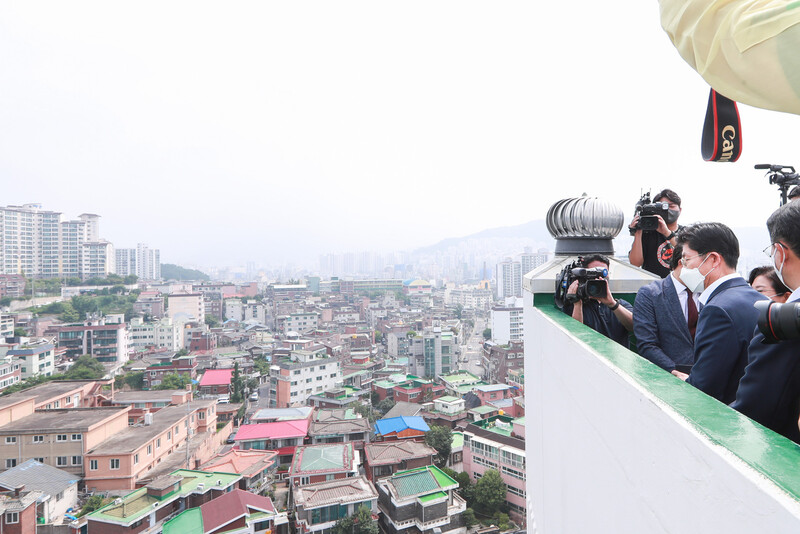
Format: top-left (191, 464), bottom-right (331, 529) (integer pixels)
top-left (755, 300), bottom-right (800, 343)
top-left (585, 280), bottom-right (608, 300)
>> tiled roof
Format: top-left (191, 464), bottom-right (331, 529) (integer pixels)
top-left (291, 443), bottom-right (354, 476)
top-left (234, 420), bottom-right (309, 441)
top-left (201, 489), bottom-right (275, 533)
top-left (0, 459), bottom-right (79, 495)
top-left (293, 475), bottom-right (377, 510)
top-left (364, 441), bottom-right (436, 466)
top-left (198, 369), bottom-right (233, 387)
top-left (252, 407), bottom-right (313, 422)
top-left (387, 466), bottom-right (458, 499)
top-left (383, 401), bottom-right (422, 419)
top-left (374, 416), bottom-right (429, 436)
top-left (309, 417), bottom-right (370, 437)
top-left (201, 449), bottom-right (278, 478)
top-left (475, 384), bottom-right (512, 393)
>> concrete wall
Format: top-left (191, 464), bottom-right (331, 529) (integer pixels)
top-left (524, 297), bottom-right (800, 533)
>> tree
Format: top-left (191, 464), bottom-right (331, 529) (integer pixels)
top-left (60, 301), bottom-right (80, 323)
top-left (454, 304), bottom-right (464, 319)
top-left (62, 355), bottom-right (105, 380)
top-left (353, 403), bottom-right (376, 423)
top-left (370, 391), bottom-right (380, 406)
top-left (463, 508), bottom-right (478, 528)
top-left (482, 328), bottom-right (492, 340)
top-left (332, 505), bottom-right (377, 534)
top-left (231, 362), bottom-right (243, 402)
top-left (374, 331), bottom-right (383, 344)
top-left (115, 371), bottom-right (144, 390)
top-left (473, 469), bottom-right (506, 515)
top-left (375, 398), bottom-right (395, 415)
top-left (492, 511), bottom-right (511, 530)
top-left (205, 314), bottom-right (220, 328)
top-left (424, 425), bottom-right (453, 468)
top-left (123, 275), bottom-right (138, 285)
top-left (154, 372), bottom-right (191, 390)
top-left (13, 327), bottom-right (26, 337)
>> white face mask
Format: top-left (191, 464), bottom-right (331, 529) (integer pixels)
top-left (681, 254), bottom-right (714, 293)
top-left (772, 244), bottom-right (795, 292)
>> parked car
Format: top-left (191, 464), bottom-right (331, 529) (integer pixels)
top-left (249, 392), bottom-right (259, 402)
top-left (217, 395), bottom-right (230, 404)
top-left (226, 432), bottom-right (237, 444)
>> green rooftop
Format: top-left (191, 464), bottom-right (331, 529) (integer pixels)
top-left (88, 470), bottom-right (241, 525)
top-left (162, 507), bottom-right (203, 534)
top-left (388, 465), bottom-right (458, 499)
top-left (452, 432), bottom-right (464, 449)
top-left (472, 415), bottom-right (515, 437)
top-left (419, 491), bottom-right (448, 503)
top-left (437, 395), bottom-right (460, 403)
top-left (470, 405), bottom-right (497, 415)
top-left (439, 371), bottom-right (481, 385)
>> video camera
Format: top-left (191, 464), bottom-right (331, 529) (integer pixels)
top-left (755, 300), bottom-right (800, 343)
top-left (755, 164), bottom-right (800, 206)
top-left (629, 192), bottom-right (671, 235)
top-left (554, 257), bottom-right (609, 310)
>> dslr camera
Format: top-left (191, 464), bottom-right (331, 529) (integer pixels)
top-left (629, 192), bottom-right (670, 234)
top-left (554, 257), bottom-right (609, 309)
top-left (755, 300), bottom-right (800, 343)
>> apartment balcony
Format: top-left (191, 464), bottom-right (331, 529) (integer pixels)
top-left (524, 289), bottom-right (800, 533)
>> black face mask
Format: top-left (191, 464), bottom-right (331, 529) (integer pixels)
top-left (664, 209), bottom-right (680, 224)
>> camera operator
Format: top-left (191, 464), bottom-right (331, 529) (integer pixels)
top-left (564, 254), bottom-right (633, 347)
top-left (628, 189), bottom-right (682, 278)
top-left (732, 202), bottom-right (800, 442)
top-left (789, 185), bottom-right (800, 203)
top-left (633, 244), bottom-right (697, 379)
top-left (677, 223), bottom-right (767, 404)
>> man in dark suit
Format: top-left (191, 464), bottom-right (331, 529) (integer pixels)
top-left (633, 244), bottom-right (697, 378)
top-left (677, 223), bottom-right (767, 404)
top-left (732, 203), bottom-right (800, 442)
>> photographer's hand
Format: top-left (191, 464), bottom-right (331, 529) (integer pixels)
top-left (628, 215), bottom-right (641, 233)
top-left (568, 280), bottom-right (584, 324)
top-left (656, 215), bottom-right (671, 237)
top-left (671, 370), bottom-right (689, 381)
top-left (594, 281), bottom-right (634, 332)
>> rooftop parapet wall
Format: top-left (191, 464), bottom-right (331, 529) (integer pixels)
top-left (523, 291), bottom-right (800, 533)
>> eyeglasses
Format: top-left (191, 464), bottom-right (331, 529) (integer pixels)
top-left (680, 253), bottom-right (707, 267)
top-left (763, 243), bottom-right (787, 258)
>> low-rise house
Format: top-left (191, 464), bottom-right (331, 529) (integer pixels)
top-left (86, 469), bottom-right (241, 534)
top-left (373, 416), bottom-right (429, 442)
top-left (198, 369), bottom-right (233, 396)
top-left (438, 371), bottom-right (486, 398)
top-left (382, 401), bottom-right (422, 420)
top-left (363, 441), bottom-right (436, 482)
top-left (162, 488), bottom-right (284, 534)
top-left (306, 386), bottom-right (368, 409)
top-left (421, 395), bottom-right (467, 429)
top-left (376, 466), bottom-right (467, 534)
top-left (6, 341), bottom-right (55, 380)
top-left (201, 449), bottom-right (278, 495)
top-left (234, 420), bottom-right (309, 465)
top-left (308, 409), bottom-right (371, 448)
top-left (84, 400), bottom-right (218, 491)
top-left (288, 443), bottom-right (358, 487)
top-left (293, 476), bottom-right (378, 534)
top-left (110, 390), bottom-right (192, 425)
top-left (142, 354), bottom-right (197, 390)
top-left (0, 406), bottom-right (130, 475)
top-left (250, 407), bottom-right (313, 424)
top-left (0, 459), bottom-right (78, 523)
top-left (0, 486), bottom-right (41, 534)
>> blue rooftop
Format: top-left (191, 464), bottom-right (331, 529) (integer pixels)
top-left (374, 416), bottom-right (430, 436)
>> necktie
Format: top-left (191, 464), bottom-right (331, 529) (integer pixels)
top-left (686, 288), bottom-right (698, 340)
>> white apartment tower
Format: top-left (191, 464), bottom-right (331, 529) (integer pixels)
top-left (0, 205), bottom-right (113, 280)
top-left (115, 243), bottom-right (161, 280)
top-left (520, 247), bottom-right (550, 277)
top-left (496, 258), bottom-right (522, 299)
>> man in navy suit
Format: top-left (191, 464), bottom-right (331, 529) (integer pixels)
top-left (732, 203), bottom-right (800, 442)
top-left (633, 244), bottom-right (698, 378)
top-left (677, 223), bottom-right (767, 404)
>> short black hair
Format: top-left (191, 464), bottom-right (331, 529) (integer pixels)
top-left (789, 185), bottom-right (800, 200)
top-left (669, 243), bottom-right (683, 271)
top-left (582, 254), bottom-right (610, 268)
top-left (748, 265), bottom-right (790, 295)
top-left (676, 222), bottom-right (739, 269)
top-left (767, 201), bottom-right (800, 257)
top-left (654, 189), bottom-right (681, 207)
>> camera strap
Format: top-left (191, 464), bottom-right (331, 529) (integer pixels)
top-left (701, 88), bottom-right (742, 162)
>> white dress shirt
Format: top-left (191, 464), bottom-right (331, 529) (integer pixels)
top-left (699, 273), bottom-right (742, 306)
top-left (671, 272), bottom-right (700, 320)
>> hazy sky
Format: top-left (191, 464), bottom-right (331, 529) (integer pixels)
top-left (1, 2), bottom-right (796, 269)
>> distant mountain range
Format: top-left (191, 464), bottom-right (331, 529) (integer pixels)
top-left (413, 219), bottom-right (770, 265)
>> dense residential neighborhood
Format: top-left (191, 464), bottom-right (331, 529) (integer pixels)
top-left (0, 202), bottom-right (535, 533)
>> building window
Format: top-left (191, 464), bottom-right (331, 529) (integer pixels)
top-left (89, 460), bottom-right (98, 470)
top-left (56, 456), bottom-right (67, 466)
top-left (71, 434), bottom-right (82, 441)
top-left (156, 438), bottom-right (161, 448)
top-left (134, 454), bottom-right (139, 464)
top-left (4, 437), bottom-right (15, 444)
top-left (110, 459), bottom-right (120, 470)
top-left (33, 436), bottom-right (44, 446)
top-left (56, 434), bottom-right (67, 442)
top-left (147, 445), bottom-right (152, 455)
top-left (5, 459), bottom-right (15, 468)
top-left (33, 457), bottom-right (44, 463)
top-left (5, 512), bottom-right (18, 524)
top-left (198, 411), bottom-right (205, 420)
top-left (72, 456), bottom-right (82, 466)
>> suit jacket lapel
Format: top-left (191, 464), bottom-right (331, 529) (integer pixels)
top-left (663, 275), bottom-right (693, 344)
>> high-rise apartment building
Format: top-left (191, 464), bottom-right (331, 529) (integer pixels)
top-left (520, 247), bottom-right (549, 277)
top-left (115, 243), bottom-right (160, 280)
top-left (495, 258), bottom-right (522, 299)
top-left (0, 205), bottom-right (113, 280)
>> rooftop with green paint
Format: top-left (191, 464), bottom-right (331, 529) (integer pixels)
top-left (290, 443), bottom-right (356, 476)
top-left (385, 465), bottom-right (458, 500)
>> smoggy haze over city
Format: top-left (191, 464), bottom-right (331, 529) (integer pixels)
top-left (1, 2), bottom-right (798, 271)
